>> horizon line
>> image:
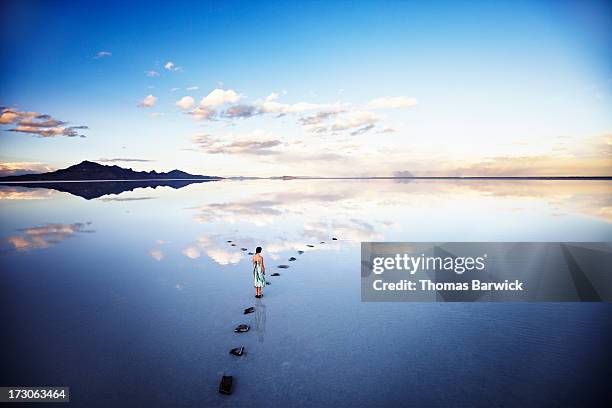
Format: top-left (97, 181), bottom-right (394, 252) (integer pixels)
top-left (1, 176), bottom-right (611, 184)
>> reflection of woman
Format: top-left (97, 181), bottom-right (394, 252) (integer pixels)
top-left (255, 297), bottom-right (266, 343)
top-left (252, 246), bottom-right (266, 298)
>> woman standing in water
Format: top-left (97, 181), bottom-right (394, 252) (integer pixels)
top-left (253, 246), bottom-right (266, 298)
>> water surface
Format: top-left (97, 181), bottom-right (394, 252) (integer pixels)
top-left (1, 180), bottom-right (611, 407)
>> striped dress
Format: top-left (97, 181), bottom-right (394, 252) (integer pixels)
top-left (253, 258), bottom-right (266, 288)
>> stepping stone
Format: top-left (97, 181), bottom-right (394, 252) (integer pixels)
top-left (219, 375), bottom-right (233, 395)
top-left (297, 250), bottom-right (304, 254)
top-left (265, 281), bottom-right (271, 285)
top-left (234, 324), bottom-right (250, 333)
top-left (244, 307), bottom-right (255, 314)
top-left (320, 241), bottom-right (325, 244)
top-left (227, 240), bottom-right (232, 243)
top-left (332, 237), bottom-right (338, 240)
top-left (271, 273), bottom-right (280, 276)
top-left (229, 347), bottom-right (244, 357)
top-left (306, 244), bottom-right (314, 248)
top-left (277, 265), bottom-right (289, 269)
top-left (241, 248), bottom-right (247, 251)
top-left (248, 252), bottom-right (254, 255)
top-left (231, 244), bottom-right (237, 246)
top-left (288, 257), bottom-right (296, 261)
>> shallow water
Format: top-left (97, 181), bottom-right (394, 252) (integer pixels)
top-left (1, 180), bottom-right (611, 407)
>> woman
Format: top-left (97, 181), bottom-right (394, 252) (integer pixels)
top-left (252, 246), bottom-right (266, 298)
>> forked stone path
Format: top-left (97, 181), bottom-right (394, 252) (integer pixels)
top-left (218, 237), bottom-right (339, 395)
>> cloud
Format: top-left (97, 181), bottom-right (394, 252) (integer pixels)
top-left (377, 127), bottom-right (396, 134)
top-left (139, 94), bottom-right (157, 108)
top-left (1, 107), bottom-right (88, 138)
top-left (183, 236), bottom-right (243, 265)
top-left (6, 222), bottom-right (94, 251)
top-left (266, 92), bottom-right (280, 102)
top-left (96, 158), bottom-right (153, 163)
top-left (298, 109), bottom-right (380, 135)
top-left (223, 104), bottom-right (259, 119)
top-left (298, 110), bottom-right (342, 126)
top-left (170, 87), bottom-right (180, 92)
top-left (332, 111), bottom-right (380, 132)
top-left (176, 96), bottom-right (195, 110)
top-left (260, 99), bottom-right (338, 115)
top-left (150, 249), bottom-right (164, 261)
top-left (0, 186), bottom-right (55, 200)
top-left (186, 86), bottom-right (199, 91)
top-left (164, 61), bottom-right (183, 71)
top-left (368, 96), bottom-right (417, 109)
top-left (350, 124), bottom-right (376, 136)
top-left (200, 88), bottom-right (242, 107)
top-left (145, 70), bottom-right (160, 77)
top-left (0, 161), bottom-right (53, 176)
top-left (192, 131), bottom-right (282, 155)
top-left (94, 51), bottom-right (112, 59)
top-left (190, 106), bottom-right (216, 120)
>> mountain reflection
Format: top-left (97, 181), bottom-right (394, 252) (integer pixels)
top-left (0, 179), bottom-right (217, 200)
top-left (6, 222), bottom-right (94, 251)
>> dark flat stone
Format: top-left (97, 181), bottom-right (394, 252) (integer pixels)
top-left (277, 265), bottom-right (289, 269)
top-left (332, 237), bottom-right (338, 240)
top-left (306, 244), bottom-right (314, 248)
top-left (229, 347), bottom-right (244, 357)
top-left (288, 257), bottom-right (296, 261)
top-left (320, 241), bottom-right (325, 244)
top-left (231, 244), bottom-right (237, 246)
top-left (241, 248), bottom-right (247, 251)
top-left (297, 250), bottom-right (304, 254)
top-left (234, 324), bottom-right (250, 333)
top-left (265, 281), bottom-right (271, 285)
top-left (219, 375), bottom-right (233, 395)
top-left (248, 252), bottom-right (254, 255)
top-left (271, 273), bottom-right (280, 276)
top-left (244, 307), bottom-right (255, 314)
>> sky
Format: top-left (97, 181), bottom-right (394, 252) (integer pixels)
top-left (0, 0), bottom-right (611, 177)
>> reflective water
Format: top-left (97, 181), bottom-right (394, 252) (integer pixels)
top-left (1, 180), bottom-right (611, 407)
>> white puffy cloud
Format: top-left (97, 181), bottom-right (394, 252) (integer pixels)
top-left (176, 96), bottom-right (195, 110)
top-left (182, 246), bottom-right (201, 259)
top-left (140, 94), bottom-right (157, 108)
top-left (368, 96), bottom-right (417, 109)
top-left (94, 51), bottom-right (111, 59)
top-left (182, 236), bottom-right (243, 265)
top-left (200, 89), bottom-right (242, 107)
top-left (164, 61), bottom-right (183, 72)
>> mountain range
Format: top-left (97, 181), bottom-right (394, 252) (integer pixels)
top-left (0, 160), bottom-right (221, 181)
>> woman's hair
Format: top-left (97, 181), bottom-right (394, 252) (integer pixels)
top-left (255, 246), bottom-right (262, 254)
